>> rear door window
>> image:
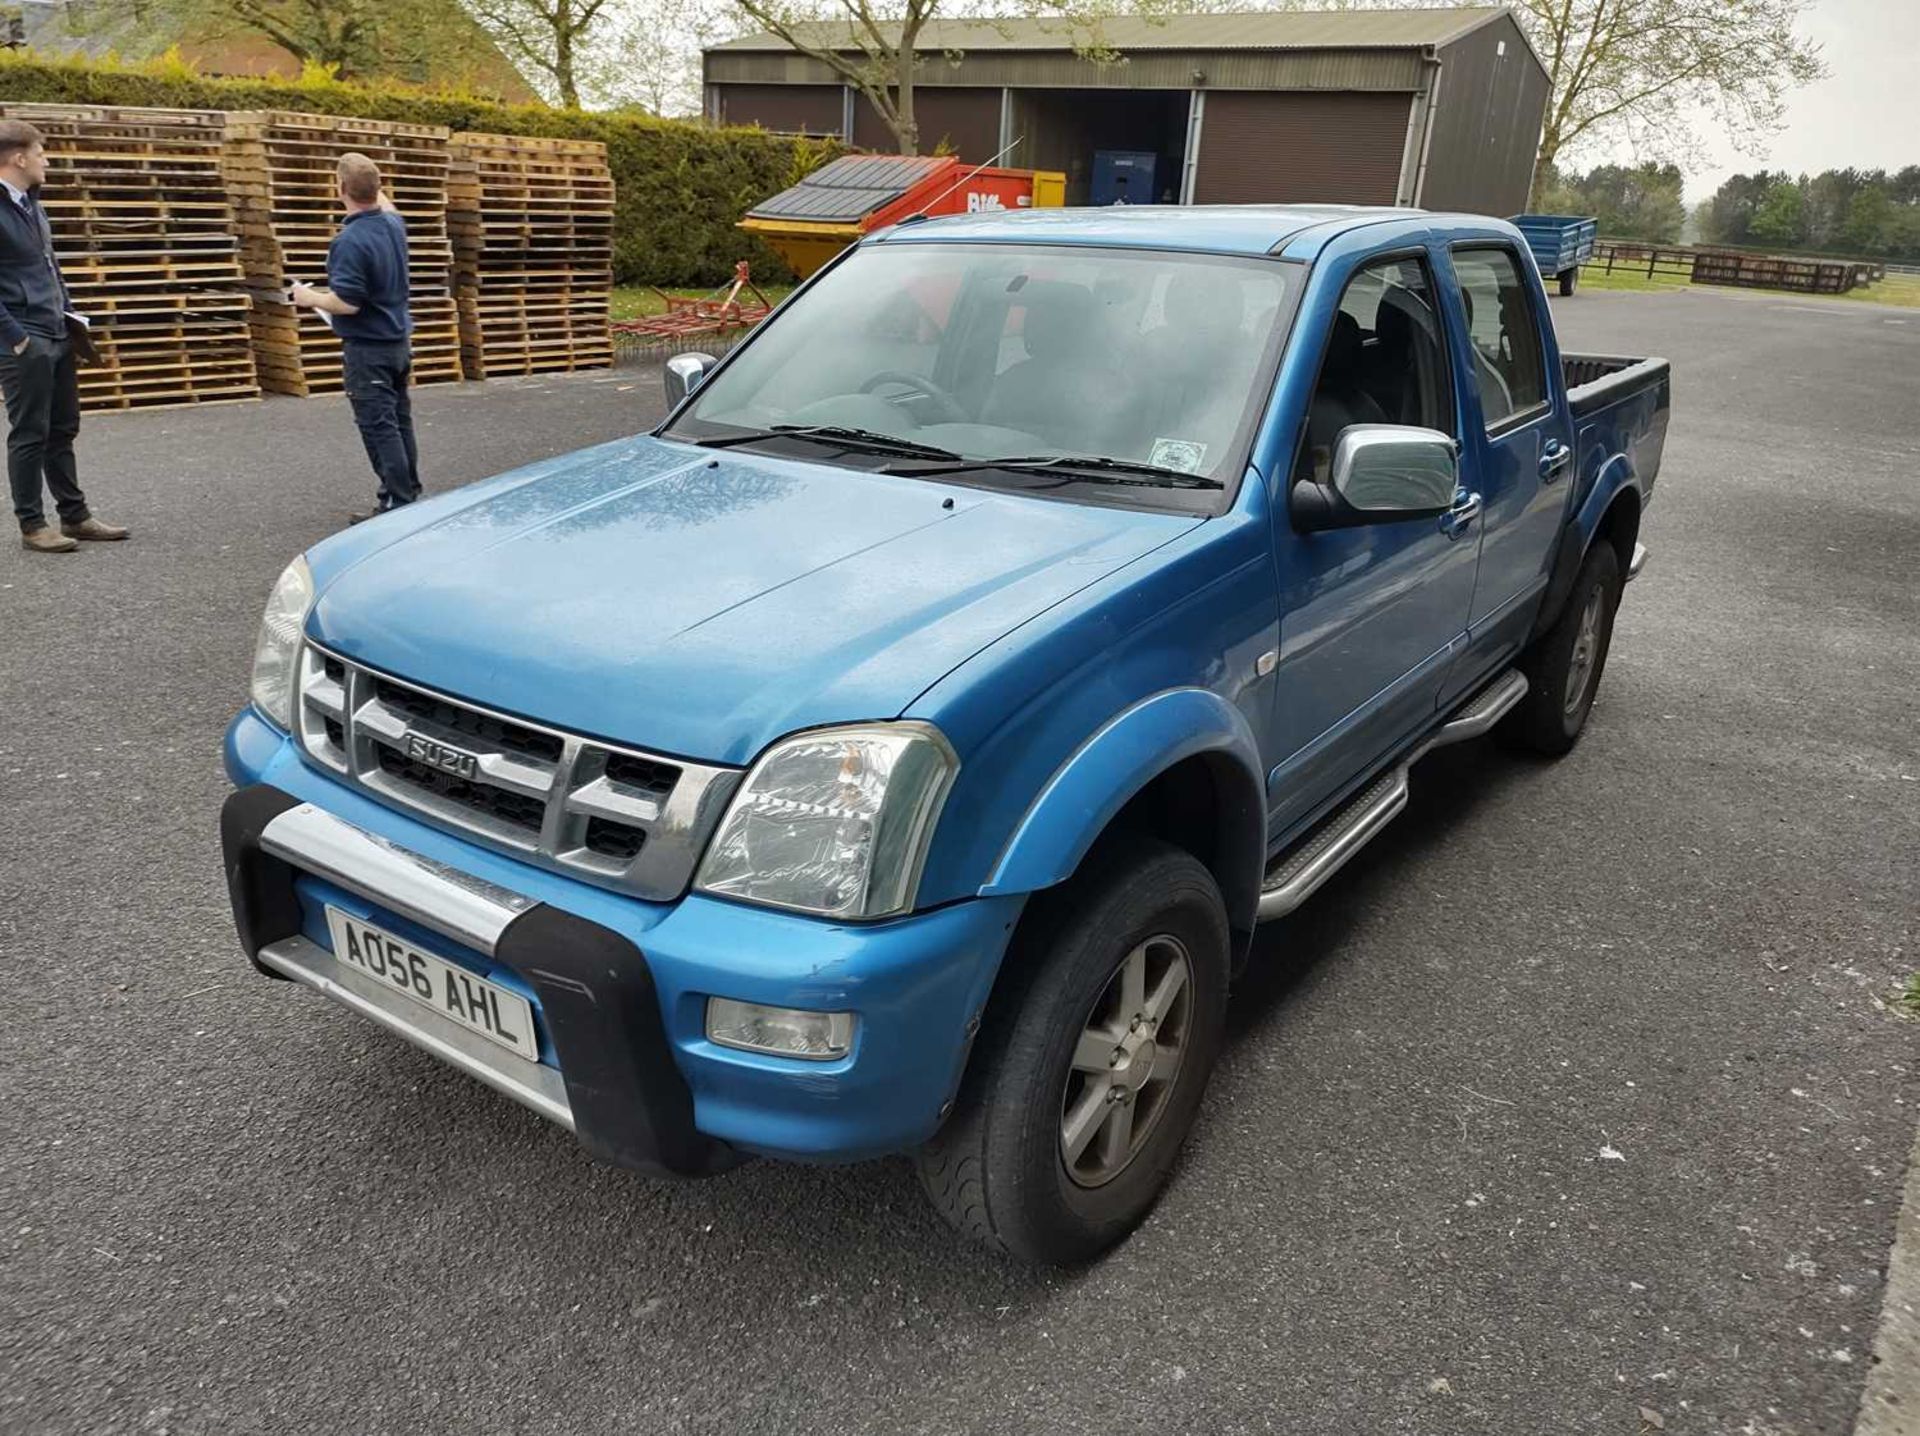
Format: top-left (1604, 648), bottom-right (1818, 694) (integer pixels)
top-left (1450, 247), bottom-right (1549, 430)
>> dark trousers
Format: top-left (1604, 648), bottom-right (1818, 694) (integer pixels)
top-left (342, 339), bottom-right (421, 508)
top-left (0, 333), bottom-right (89, 533)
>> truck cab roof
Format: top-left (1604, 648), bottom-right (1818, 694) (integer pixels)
top-left (875, 203), bottom-right (1528, 263)
top-left (869, 203), bottom-right (1500, 260)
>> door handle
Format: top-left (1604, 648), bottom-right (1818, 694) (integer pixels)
top-left (1540, 440), bottom-right (1572, 481)
top-left (1440, 491), bottom-right (1482, 538)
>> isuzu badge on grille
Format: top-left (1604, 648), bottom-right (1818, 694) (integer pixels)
top-left (404, 732), bottom-right (480, 780)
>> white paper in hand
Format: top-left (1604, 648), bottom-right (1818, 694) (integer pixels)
top-left (287, 281), bottom-right (334, 330)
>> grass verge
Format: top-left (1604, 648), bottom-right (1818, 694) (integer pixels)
top-left (1569, 267), bottom-right (1694, 294)
top-left (1829, 273), bottom-right (1920, 308)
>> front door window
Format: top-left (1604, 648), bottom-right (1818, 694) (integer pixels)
top-left (1294, 255), bottom-right (1454, 487)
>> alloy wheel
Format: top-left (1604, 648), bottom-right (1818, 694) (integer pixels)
top-left (1059, 934), bottom-right (1195, 1188)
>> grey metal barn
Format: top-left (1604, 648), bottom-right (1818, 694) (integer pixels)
top-left (704, 6), bottom-right (1550, 217)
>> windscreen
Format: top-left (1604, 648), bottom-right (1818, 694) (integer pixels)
top-left (668, 242), bottom-right (1298, 487)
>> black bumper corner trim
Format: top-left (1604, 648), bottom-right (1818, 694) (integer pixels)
top-left (221, 783), bottom-right (307, 980)
top-left (498, 904), bottom-right (741, 1179)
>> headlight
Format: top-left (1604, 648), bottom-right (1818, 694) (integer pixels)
top-left (249, 556), bottom-right (314, 730)
top-left (695, 722), bottom-right (957, 919)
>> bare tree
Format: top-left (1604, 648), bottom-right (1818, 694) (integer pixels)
top-left (716, 0), bottom-right (939, 154)
top-left (55, 0), bottom-right (522, 86)
top-left (214, 0), bottom-right (381, 71)
top-left (461, 0), bottom-right (619, 106)
top-left (1516, 0), bottom-right (1826, 171)
top-left (581, 0), bottom-right (722, 115)
top-left (715, 0), bottom-right (1162, 155)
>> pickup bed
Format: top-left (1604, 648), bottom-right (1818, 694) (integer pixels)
top-left (221, 206), bottom-right (1669, 1264)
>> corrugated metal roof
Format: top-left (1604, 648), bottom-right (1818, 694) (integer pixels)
top-left (706, 45), bottom-right (1434, 92)
top-left (712, 7), bottom-right (1509, 54)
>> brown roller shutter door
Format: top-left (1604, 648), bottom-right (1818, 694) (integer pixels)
top-left (719, 84), bottom-right (844, 136)
top-left (853, 89), bottom-right (1003, 163)
top-left (1194, 91), bottom-right (1411, 205)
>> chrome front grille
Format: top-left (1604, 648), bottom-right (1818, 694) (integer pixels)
top-left (294, 644), bottom-right (742, 901)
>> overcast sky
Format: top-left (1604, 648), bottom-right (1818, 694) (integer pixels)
top-left (1590, 0), bottom-right (1919, 199)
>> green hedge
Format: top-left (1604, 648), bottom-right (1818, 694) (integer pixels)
top-left (0, 50), bottom-right (840, 286)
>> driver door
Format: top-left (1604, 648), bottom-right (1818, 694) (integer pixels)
top-left (1264, 250), bottom-right (1482, 840)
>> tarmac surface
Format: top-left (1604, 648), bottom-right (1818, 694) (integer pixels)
top-left (2, 287), bottom-right (1916, 1435)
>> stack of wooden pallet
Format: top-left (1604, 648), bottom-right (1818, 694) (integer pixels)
top-left (0, 102), bottom-right (259, 413)
top-left (447, 133), bottom-right (613, 379)
top-left (221, 111), bottom-right (462, 395)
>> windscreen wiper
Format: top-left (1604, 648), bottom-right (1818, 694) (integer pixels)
top-left (691, 425), bottom-right (962, 461)
top-left (883, 453), bottom-right (1226, 490)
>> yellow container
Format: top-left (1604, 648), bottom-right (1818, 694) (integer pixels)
top-left (1031, 171), bottom-right (1067, 208)
top-left (737, 217), bottom-right (863, 282)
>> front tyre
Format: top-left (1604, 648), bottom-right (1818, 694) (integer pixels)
top-left (1559, 266), bottom-right (1579, 296)
top-left (916, 839), bottom-right (1230, 1265)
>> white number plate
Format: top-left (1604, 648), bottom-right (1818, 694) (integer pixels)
top-left (323, 907), bottom-right (538, 1063)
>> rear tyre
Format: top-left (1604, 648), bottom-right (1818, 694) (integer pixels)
top-left (1558, 267), bottom-right (1579, 296)
top-left (916, 838), bottom-right (1230, 1265)
top-left (1499, 540), bottom-right (1622, 756)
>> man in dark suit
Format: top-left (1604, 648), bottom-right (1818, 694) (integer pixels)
top-left (0, 119), bottom-right (129, 555)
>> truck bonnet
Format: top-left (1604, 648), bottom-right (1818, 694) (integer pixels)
top-left (304, 435), bottom-right (1198, 767)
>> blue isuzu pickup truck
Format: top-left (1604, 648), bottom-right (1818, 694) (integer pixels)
top-left (221, 206), bottom-right (1669, 1264)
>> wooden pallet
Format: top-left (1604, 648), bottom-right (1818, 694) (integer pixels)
top-left (0, 102), bottom-right (261, 414)
top-left (447, 133), bottom-right (613, 380)
top-left (222, 111), bottom-right (463, 396)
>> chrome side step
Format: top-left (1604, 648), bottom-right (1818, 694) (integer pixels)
top-left (1407, 667), bottom-right (1530, 765)
top-left (1257, 765), bottom-right (1409, 921)
top-left (1257, 669), bottom-right (1527, 923)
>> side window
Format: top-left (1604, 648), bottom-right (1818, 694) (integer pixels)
top-left (1296, 255), bottom-right (1452, 487)
top-left (1450, 247), bottom-right (1549, 429)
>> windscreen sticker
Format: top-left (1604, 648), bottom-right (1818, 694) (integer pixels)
top-left (1149, 438), bottom-right (1208, 474)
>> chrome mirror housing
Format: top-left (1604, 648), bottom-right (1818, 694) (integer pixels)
top-left (1293, 425), bottom-right (1459, 531)
top-left (1331, 425), bottom-right (1459, 514)
top-left (664, 352), bottom-right (719, 409)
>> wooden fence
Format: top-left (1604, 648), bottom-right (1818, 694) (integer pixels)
top-left (1583, 242), bottom-right (1888, 295)
top-left (1586, 243), bottom-right (1697, 282)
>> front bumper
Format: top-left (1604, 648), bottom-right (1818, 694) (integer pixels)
top-left (223, 783), bottom-right (737, 1177)
top-left (221, 713), bottom-right (1025, 1172)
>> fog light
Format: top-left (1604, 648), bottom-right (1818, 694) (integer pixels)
top-left (705, 997), bottom-right (854, 1061)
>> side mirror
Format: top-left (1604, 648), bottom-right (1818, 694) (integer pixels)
top-left (664, 352), bottom-right (719, 409)
top-left (1291, 425), bottom-right (1459, 532)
